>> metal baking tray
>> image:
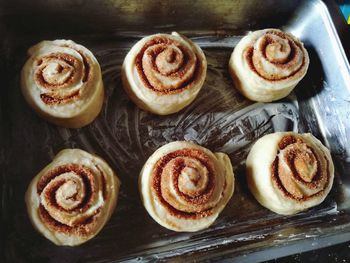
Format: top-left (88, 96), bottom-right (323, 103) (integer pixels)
top-left (1, 0), bottom-right (350, 261)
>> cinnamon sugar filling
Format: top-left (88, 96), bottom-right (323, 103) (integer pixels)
top-left (36, 163), bottom-right (107, 234)
top-left (151, 149), bottom-right (223, 219)
top-left (245, 30), bottom-right (307, 81)
top-left (271, 135), bottom-right (330, 201)
top-left (135, 36), bottom-right (202, 94)
top-left (34, 46), bottom-right (91, 105)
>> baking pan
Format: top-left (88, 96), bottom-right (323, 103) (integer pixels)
top-left (1, 0), bottom-right (350, 262)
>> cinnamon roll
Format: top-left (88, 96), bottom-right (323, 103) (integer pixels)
top-left (122, 32), bottom-right (207, 115)
top-left (21, 40), bottom-right (104, 128)
top-left (246, 132), bottom-right (334, 215)
top-left (25, 149), bottom-right (120, 246)
top-left (139, 141), bottom-right (235, 232)
top-left (229, 29), bottom-right (309, 102)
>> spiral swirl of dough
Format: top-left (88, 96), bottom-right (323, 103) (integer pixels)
top-left (21, 40), bottom-right (104, 128)
top-left (25, 149), bottom-right (120, 246)
top-left (246, 132), bottom-right (334, 215)
top-left (122, 32), bottom-right (207, 115)
top-left (229, 29), bottom-right (309, 102)
top-left (139, 141), bottom-right (234, 232)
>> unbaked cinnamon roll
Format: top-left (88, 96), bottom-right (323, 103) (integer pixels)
top-left (246, 132), bottom-right (334, 215)
top-left (25, 149), bottom-right (120, 246)
top-left (229, 29), bottom-right (309, 102)
top-left (21, 40), bottom-right (104, 128)
top-left (122, 32), bottom-right (207, 115)
top-left (139, 141), bottom-right (235, 232)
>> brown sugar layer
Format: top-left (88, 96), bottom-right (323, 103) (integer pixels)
top-left (244, 29), bottom-right (307, 81)
top-left (34, 45), bottom-right (92, 105)
top-left (271, 135), bottom-right (330, 201)
top-left (36, 163), bottom-right (107, 234)
top-left (151, 149), bottom-right (223, 219)
top-left (135, 36), bottom-right (202, 95)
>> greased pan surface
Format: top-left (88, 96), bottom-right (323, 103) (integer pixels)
top-left (1, 0), bottom-right (350, 261)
